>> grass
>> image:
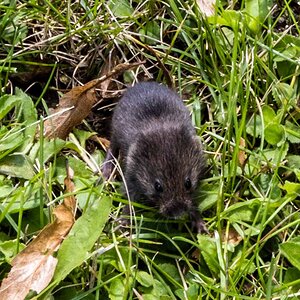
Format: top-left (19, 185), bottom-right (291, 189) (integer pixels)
top-left (1, 0), bottom-right (300, 299)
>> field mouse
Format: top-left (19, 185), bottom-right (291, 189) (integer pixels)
top-left (102, 82), bottom-right (207, 233)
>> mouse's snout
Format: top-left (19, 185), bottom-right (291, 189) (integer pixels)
top-left (159, 199), bottom-right (191, 218)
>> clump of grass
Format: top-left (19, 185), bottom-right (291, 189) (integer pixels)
top-left (1, 0), bottom-right (300, 299)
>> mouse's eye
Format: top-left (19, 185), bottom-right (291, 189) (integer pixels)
top-left (154, 180), bottom-right (163, 193)
top-left (184, 178), bottom-right (192, 190)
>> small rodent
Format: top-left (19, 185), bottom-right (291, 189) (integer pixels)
top-left (102, 82), bottom-right (207, 233)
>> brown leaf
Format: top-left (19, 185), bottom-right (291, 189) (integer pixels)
top-left (91, 135), bottom-right (110, 151)
top-left (0, 165), bottom-right (76, 299)
top-left (238, 137), bottom-right (247, 169)
top-left (221, 228), bottom-right (243, 246)
top-left (196, 0), bottom-right (216, 16)
top-left (41, 61), bottom-right (144, 139)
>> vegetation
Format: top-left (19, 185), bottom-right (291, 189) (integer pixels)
top-left (1, 0), bottom-right (300, 299)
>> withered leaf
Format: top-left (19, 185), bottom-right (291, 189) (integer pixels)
top-left (221, 228), bottom-right (243, 246)
top-left (41, 61), bottom-right (144, 140)
top-left (0, 165), bottom-right (76, 300)
top-left (238, 137), bottom-right (247, 169)
top-left (196, 0), bottom-right (216, 16)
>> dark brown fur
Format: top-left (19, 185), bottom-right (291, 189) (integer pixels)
top-left (102, 82), bottom-right (207, 232)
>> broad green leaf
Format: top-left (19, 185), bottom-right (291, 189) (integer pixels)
top-left (280, 181), bottom-right (300, 196)
top-left (287, 155), bottom-right (300, 169)
top-left (251, 173), bottom-right (281, 200)
top-left (284, 267), bottom-right (300, 292)
top-left (136, 271), bottom-right (154, 288)
top-left (17, 89), bottom-right (37, 135)
top-left (175, 284), bottom-right (199, 300)
top-left (223, 199), bottom-right (261, 223)
top-left (139, 20), bottom-right (160, 45)
top-left (1, 10), bottom-right (28, 44)
top-left (246, 114), bottom-right (262, 137)
top-left (209, 10), bottom-right (241, 32)
top-left (197, 235), bottom-right (219, 275)
top-left (29, 139), bottom-right (66, 164)
top-left (15, 89), bottom-right (37, 153)
top-left (143, 294), bottom-right (157, 300)
top-left (157, 263), bottom-right (180, 283)
top-left (198, 182), bottom-right (219, 211)
top-left (0, 184), bottom-right (41, 214)
top-left (262, 105), bottom-right (276, 126)
top-left (53, 194), bottom-right (111, 282)
top-left (285, 121), bottom-right (300, 144)
top-left (73, 129), bottom-right (96, 148)
top-left (262, 143), bottom-right (289, 164)
top-left (0, 154), bottom-right (35, 179)
top-left (272, 83), bottom-right (297, 109)
top-left (109, 278), bottom-right (125, 300)
top-left (108, 0), bottom-right (133, 17)
top-left (280, 237), bottom-right (300, 271)
top-left (0, 184), bottom-right (14, 199)
top-left (0, 95), bottom-right (21, 120)
top-left (54, 156), bottom-right (96, 186)
top-left (244, 0), bottom-right (273, 33)
top-left (0, 240), bottom-right (26, 264)
top-left (264, 123), bottom-right (285, 145)
top-left (0, 131), bottom-right (24, 154)
top-left (152, 280), bottom-right (169, 297)
top-left (231, 258), bottom-right (256, 275)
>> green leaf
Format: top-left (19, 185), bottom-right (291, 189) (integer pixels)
top-left (0, 184), bottom-right (41, 215)
top-left (0, 129), bottom-right (24, 154)
top-left (224, 199), bottom-right (261, 223)
top-left (29, 138), bottom-right (66, 164)
top-left (272, 83), bottom-right (297, 109)
top-left (108, 0), bottom-right (133, 17)
top-left (53, 194), bottom-right (111, 282)
top-left (246, 114), bottom-right (262, 137)
top-left (197, 235), bottom-right (219, 275)
top-left (157, 263), bottom-right (180, 283)
top-left (244, 0), bottom-right (273, 33)
top-left (0, 240), bottom-right (26, 264)
top-left (109, 278), bottom-right (125, 300)
top-left (285, 121), bottom-right (300, 144)
top-left (280, 237), bottom-right (300, 271)
top-left (262, 105), bottom-right (276, 126)
top-left (139, 20), bottom-right (161, 45)
top-left (0, 94), bottom-right (21, 120)
top-left (264, 123), bottom-right (285, 145)
top-left (251, 173), bottom-right (281, 200)
top-left (198, 182), bottom-right (219, 211)
top-left (262, 143), bottom-right (289, 164)
top-left (280, 181), bottom-right (300, 196)
top-left (136, 271), bottom-right (154, 288)
top-left (284, 267), bottom-right (300, 292)
top-left (17, 89), bottom-right (37, 135)
top-left (175, 284), bottom-right (199, 300)
top-left (287, 155), bottom-right (300, 169)
top-left (0, 184), bottom-right (14, 199)
top-left (210, 10), bottom-right (241, 32)
top-left (0, 154), bottom-right (35, 179)
top-left (152, 280), bottom-right (168, 297)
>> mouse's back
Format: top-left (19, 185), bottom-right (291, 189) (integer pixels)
top-left (111, 82), bottom-right (192, 154)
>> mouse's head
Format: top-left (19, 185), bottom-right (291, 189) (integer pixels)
top-left (124, 125), bottom-right (206, 218)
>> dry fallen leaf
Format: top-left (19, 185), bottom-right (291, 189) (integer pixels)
top-left (91, 135), bottom-right (110, 151)
top-left (196, 0), bottom-right (216, 17)
top-left (41, 61), bottom-right (144, 140)
top-left (238, 137), bottom-right (247, 169)
top-left (221, 228), bottom-right (243, 246)
top-left (0, 164), bottom-right (76, 300)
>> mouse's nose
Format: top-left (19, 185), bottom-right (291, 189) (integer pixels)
top-left (159, 201), bottom-right (188, 218)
